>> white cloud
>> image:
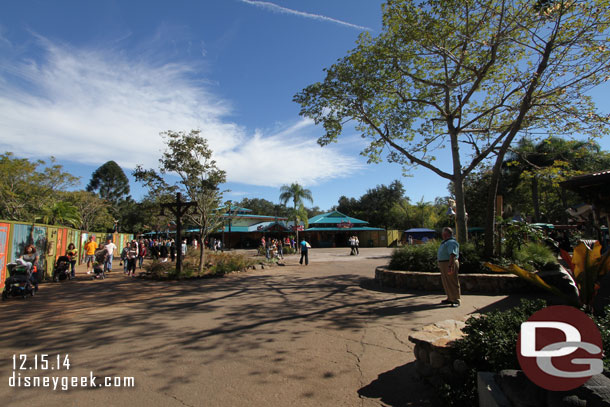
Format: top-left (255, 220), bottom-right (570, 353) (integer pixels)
top-left (0, 38), bottom-right (361, 186)
top-left (238, 0), bottom-right (372, 31)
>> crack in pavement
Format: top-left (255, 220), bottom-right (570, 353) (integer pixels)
top-left (163, 392), bottom-right (195, 407)
top-left (380, 326), bottom-right (411, 348)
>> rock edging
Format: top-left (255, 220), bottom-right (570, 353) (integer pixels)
top-left (375, 266), bottom-right (535, 293)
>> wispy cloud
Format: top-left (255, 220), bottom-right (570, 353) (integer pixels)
top-left (238, 0), bottom-right (372, 31)
top-left (0, 37), bottom-right (361, 187)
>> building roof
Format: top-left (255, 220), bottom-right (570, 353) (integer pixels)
top-left (405, 228), bottom-right (436, 233)
top-left (305, 227), bottom-right (384, 232)
top-left (308, 211), bottom-right (368, 225)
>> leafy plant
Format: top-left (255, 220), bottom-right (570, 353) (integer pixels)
top-left (440, 299), bottom-right (547, 406)
top-left (389, 241), bottom-right (440, 273)
top-left (513, 242), bottom-right (558, 272)
top-left (487, 241), bottom-right (610, 311)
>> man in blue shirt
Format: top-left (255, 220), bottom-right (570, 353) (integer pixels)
top-left (299, 239), bottom-right (309, 266)
top-left (437, 227), bottom-right (461, 307)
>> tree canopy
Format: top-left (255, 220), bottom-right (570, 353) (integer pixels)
top-left (295, 0), bottom-right (610, 243)
top-left (86, 160), bottom-right (131, 209)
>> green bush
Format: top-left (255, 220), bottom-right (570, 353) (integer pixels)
top-left (389, 240), bottom-right (486, 274)
top-left (442, 300), bottom-right (610, 406)
top-left (513, 242), bottom-right (558, 272)
top-left (389, 241), bottom-right (440, 273)
top-left (440, 299), bottom-right (547, 406)
top-left (144, 251), bottom-right (255, 279)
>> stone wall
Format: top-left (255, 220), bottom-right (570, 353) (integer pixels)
top-left (375, 266), bottom-right (538, 294)
top-left (408, 319), bottom-right (471, 386)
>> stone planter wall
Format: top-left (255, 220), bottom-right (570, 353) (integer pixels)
top-left (408, 319), bottom-right (470, 387)
top-left (375, 266), bottom-right (539, 294)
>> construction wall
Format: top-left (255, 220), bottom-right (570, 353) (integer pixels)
top-left (0, 220), bottom-right (134, 288)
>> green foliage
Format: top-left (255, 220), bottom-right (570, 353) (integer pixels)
top-left (296, 0), bottom-right (610, 245)
top-left (390, 240), bottom-right (486, 273)
top-left (514, 242), bottom-right (558, 272)
top-left (389, 241), bottom-right (440, 273)
top-left (501, 220), bottom-right (545, 258)
top-left (235, 197), bottom-right (290, 217)
top-left (38, 201), bottom-right (81, 228)
top-left (86, 160), bottom-right (131, 211)
top-left (135, 130), bottom-right (227, 273)
top-left (441, 299), bottom-right (547, 406)
top-left (0, 153), bottom-right (79, 222)
top-left (145, 252), bottom-right (255, 279)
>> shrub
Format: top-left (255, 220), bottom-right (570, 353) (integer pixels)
top-left (440, 299), bottom-right (547, 406)
top-left (389, 241), bottom-right (440, 273)
top-left (513, 242), bottom-right (558, 272)
top-left (144, 251), bottom-right (255, 279)
top-left (389, 240), bottom-right (486, 274)
top-left (441, 300), bottom-right (610, 406)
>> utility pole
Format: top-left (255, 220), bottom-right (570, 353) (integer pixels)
top-left (160, 192), bottom-right (196, 274)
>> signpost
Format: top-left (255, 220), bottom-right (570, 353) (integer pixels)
top-left (160, 193), bottom-right (196, 274)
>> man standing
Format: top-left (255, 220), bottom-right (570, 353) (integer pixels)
top-left (437, 227), bottom-right (461, 307)
top-left (84, 236), bottom-right (98, 274)
top-left (104, 238), bottom-right (117, 272)
top-left (299, 238), bottom-right (310, 266)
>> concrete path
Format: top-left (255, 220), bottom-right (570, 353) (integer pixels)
top-left (0, 248), bottom-right (521, 406)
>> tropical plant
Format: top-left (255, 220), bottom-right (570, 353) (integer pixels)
top-left (486, 241), bottom-right (610, 311)
top-left (279, 182), bottom-right (313, 243)
top-left (37, 201), bottom-right (81, 228)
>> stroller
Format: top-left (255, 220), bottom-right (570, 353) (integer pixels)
top-left (2, 261), bottom-right (35, 300)
top-left (92, 248), bottom-right (108, 280)
top-left (52, 255), bottom-right (72, 282)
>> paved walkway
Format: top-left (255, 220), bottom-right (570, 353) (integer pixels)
top-left (0, 248), bottom-right (522, 406)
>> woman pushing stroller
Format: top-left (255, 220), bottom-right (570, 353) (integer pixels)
top-left (19, 244), bottom-right (39, 292)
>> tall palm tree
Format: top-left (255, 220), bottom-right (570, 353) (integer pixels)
top-left (39, 201), bottom-right (82, 228)
top-left (279, 183), bottom-right (313, 243)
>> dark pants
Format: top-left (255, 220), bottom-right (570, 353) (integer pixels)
top-left (70, 260), bottom-right (76, 278)
top-left (299, 250), bottom-right (308, 265)
top-left (127, 258), bottom-right (137, 275)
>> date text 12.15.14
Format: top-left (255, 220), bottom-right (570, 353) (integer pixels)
top-left (12, 354), bottom-right (71, 371)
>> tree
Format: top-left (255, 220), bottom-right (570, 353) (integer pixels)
top-left (236, 198), bottom-right (290, 218)
top-left (134, 130), bottom-right (226, 273)
top-left (295, 0), bottom-right (610, 246)
top-left (38, 201), bottom-right (81, 228)
top-left (0, 153), bottom-right (79, 222)
top-left (65, 190), bottom-right (115, 231)
top-left (87, 160), bottom-right (131, 214)
top-left (279, 183), bottom-right (313, 243)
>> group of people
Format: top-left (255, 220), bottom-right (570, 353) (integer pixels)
top-left (261, 236), bottom-right (296, 260)
top-left (79, 236), bottom-right (192, 278)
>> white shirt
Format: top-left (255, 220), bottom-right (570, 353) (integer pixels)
top-left (105, 243), bottom-right (117, 255)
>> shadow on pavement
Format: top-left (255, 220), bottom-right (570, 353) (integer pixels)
top-left (358, 361), bottom-right (440, 406)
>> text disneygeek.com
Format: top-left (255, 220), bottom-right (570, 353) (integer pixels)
top-left (8, 354), bottom-right (134, 391)
top-left (9, 371), bottom-right (135, 391)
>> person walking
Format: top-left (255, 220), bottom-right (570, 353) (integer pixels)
top-left (126, 241), bottom-right (138, 277)
top-left (354, 236), bottom-right (360, 255)
top-left (66, 243), bottom-right (78, 278)
top-left (299, 238), bottom-right (310, 266)
top-left (138, 241), bottom-right (147, 269)
top-left (84, 236), bottom-right (98, 274)
top-left (349, 236), bottom-right (355, 255)
top-left (437, 227), bottom-right (461, 307)
top-left (104, 238), bottom-right (117, 273)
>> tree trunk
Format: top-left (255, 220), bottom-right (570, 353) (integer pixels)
top-left (484, 160), bottom-right (503, 258)
top-left (199, 239), bottom-right (205, 274)
top-left (450, 131), bottom-right (468, 243)
top-left (532, 177), bottom-right (540, 222)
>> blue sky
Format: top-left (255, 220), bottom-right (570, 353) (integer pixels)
top-left (1, 1), bottom-right (608, 211)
